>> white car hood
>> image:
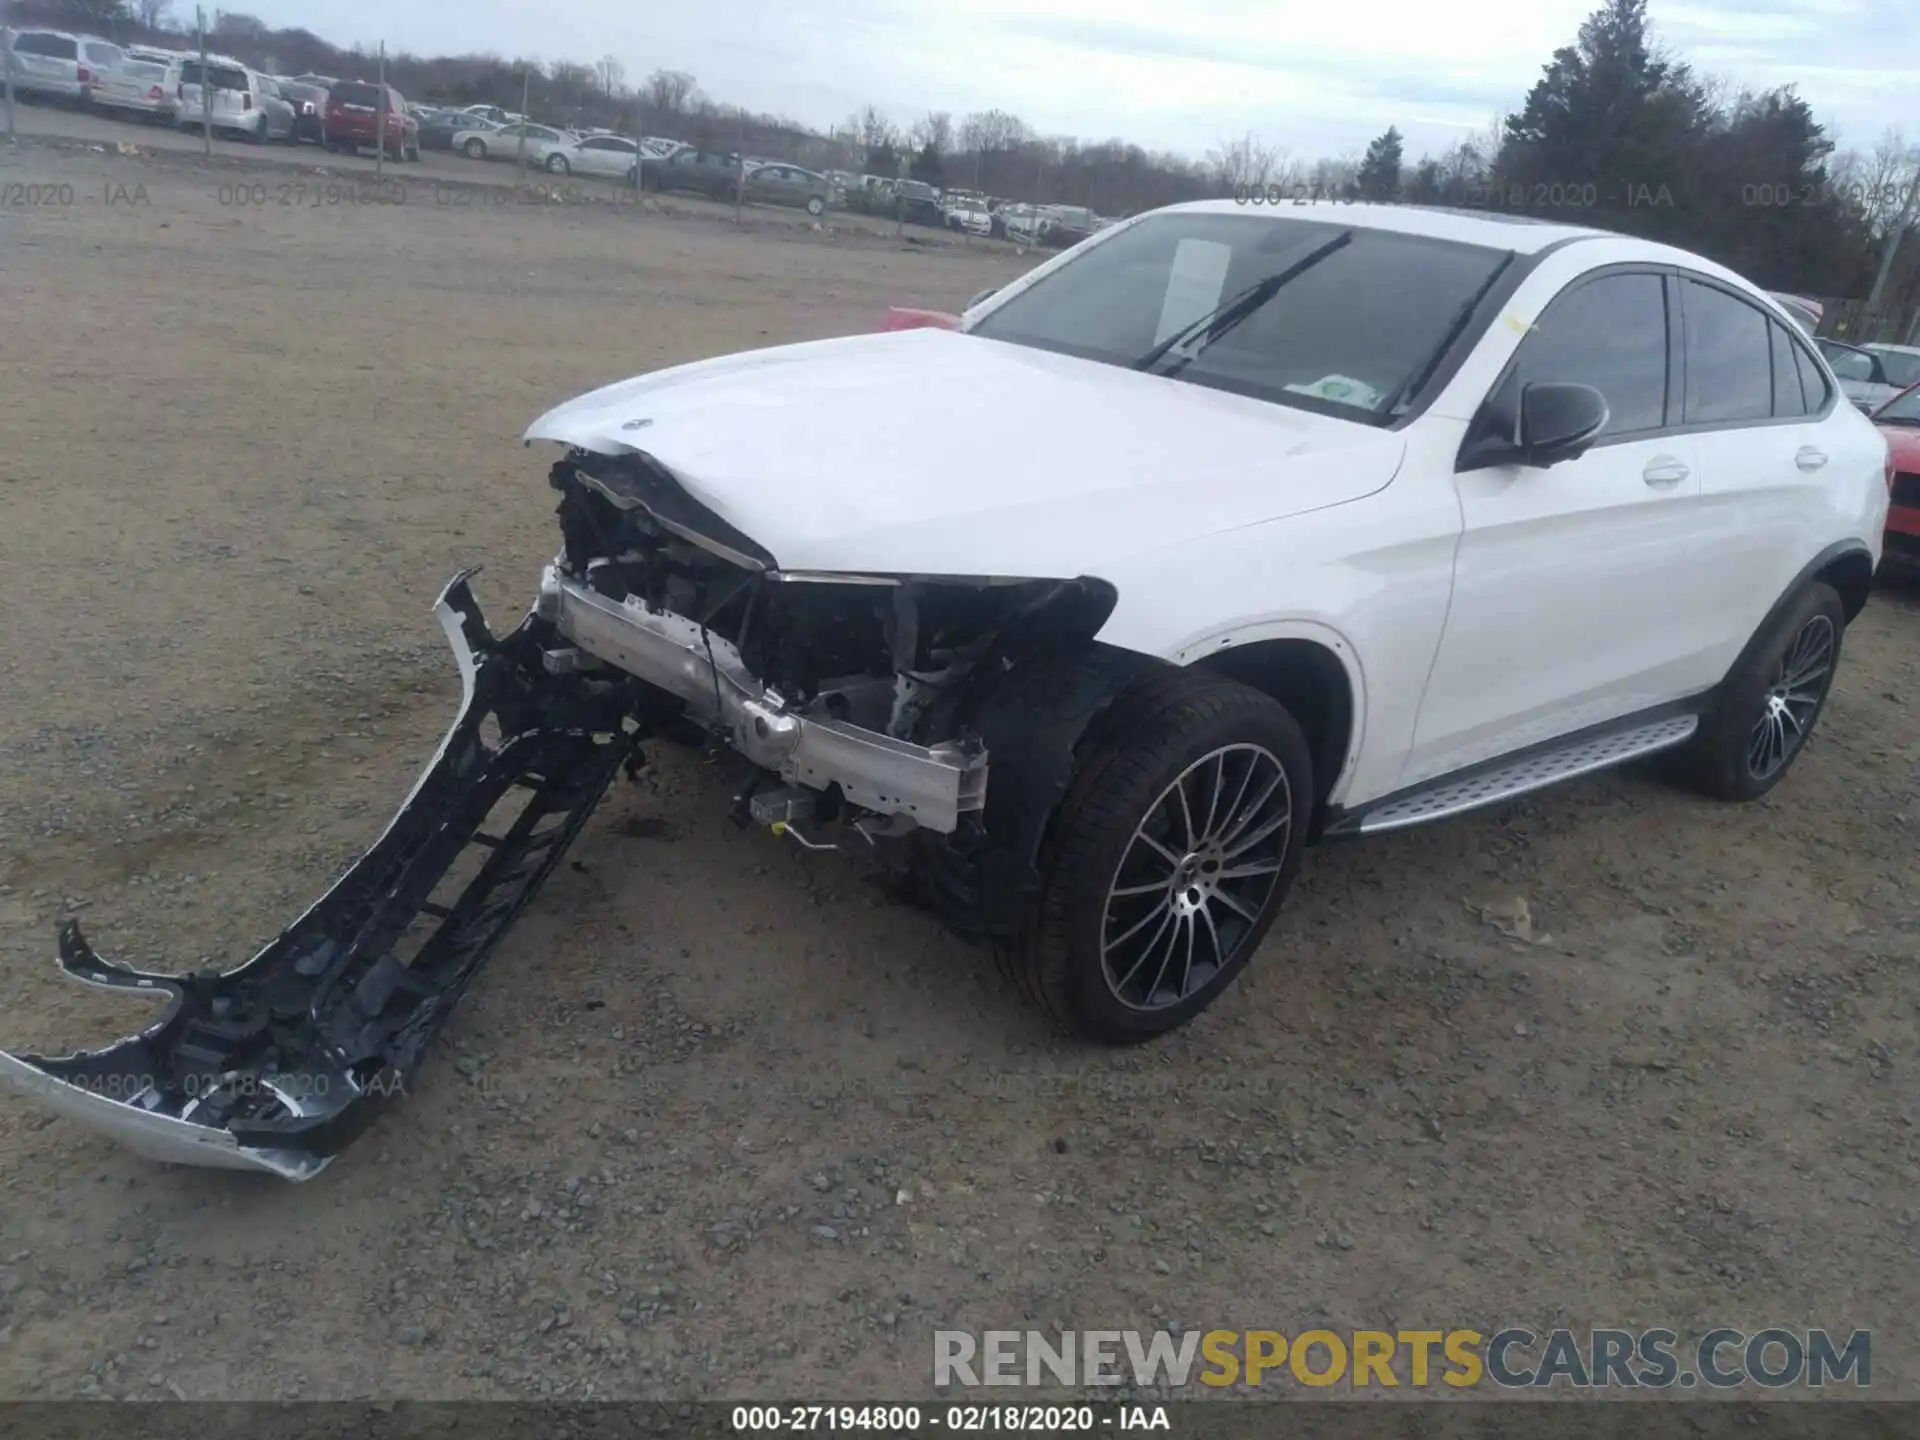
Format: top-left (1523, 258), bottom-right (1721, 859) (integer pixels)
top-left (523, 328), bottom-right (1407, 577)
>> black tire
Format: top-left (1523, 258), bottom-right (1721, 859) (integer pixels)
top-left (1008, 667), bottom-right (1312, 1044)
top-left (1671, 581), bottom-right (1844, 802)
top-left (546, 153), bottom-right (570, 175)
top-left (806, 195), bottom-right (825, 217)
top-left (465, 138), bottom-right (487, 160)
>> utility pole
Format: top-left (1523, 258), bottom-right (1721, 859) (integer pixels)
top-left (373, 40), bottom-right (385, 182)
top-left (4, 0), bottom-right (18, 147)
top-left (515, 65), bottom-right (530, 191)
top-left (1864, 149), bottom-right (1920, 333)
top-left (734, 114), bottom-right (745, 223)
top-left (195, 7), bottom-right (210, 159)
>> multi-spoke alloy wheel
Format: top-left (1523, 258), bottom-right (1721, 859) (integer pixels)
top-left (1747, 613), bottom-right (1834, 780)
top-left (1673, 579), bottom-right (1845, 804)
top-left (1101, 744), bottom-right (1290, 1010)
top-left (1009, 667), bottom-right (1313, 1044)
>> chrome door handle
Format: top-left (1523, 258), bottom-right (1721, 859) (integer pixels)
top-left (1795, 446), bottom-right (1828, 472)
top-left (1643, 456), bottom-right (1690, 486)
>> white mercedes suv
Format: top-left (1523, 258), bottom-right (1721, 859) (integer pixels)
top-left (3, 200), bottom-right (1891, 1180)
top-left (519, 201), bottom-right (1890, 1038)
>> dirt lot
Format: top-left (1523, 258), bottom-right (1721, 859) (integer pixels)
top-left (1, 133), bottom-right (1918, 1405)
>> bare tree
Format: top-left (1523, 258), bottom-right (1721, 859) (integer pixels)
top-left (134, 0), bottom-right (174, 28)
top-left (596, 54), bottom-right (625, 100)
top-left (642, 68), bottom-right (698, 120)
top-left (1862, 129), bottom-right (1916, 231)
top-left (1206, 131), bottom-right (1280, 190)
top-left (959, 108), bottom-right (1027, 154)
top-left (849, 103), bottom-right (895, 155)
top-left (910, 110), bottom-right (953, 157)
top-left (211, 9), bottom-right (266, 37)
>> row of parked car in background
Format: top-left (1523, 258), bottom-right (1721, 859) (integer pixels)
top-left (3, 27), bottom-right (425, 157)
top-left (826, 174), bottom-right (1119, 246)
top-left (4, 25), bottom-right (1122, 238)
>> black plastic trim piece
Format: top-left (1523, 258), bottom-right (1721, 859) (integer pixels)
top-left (927, 642), bottom-right (1166, 936)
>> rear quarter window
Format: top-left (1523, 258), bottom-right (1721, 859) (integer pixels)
top-left (16, 33), bottom-right (79, 59)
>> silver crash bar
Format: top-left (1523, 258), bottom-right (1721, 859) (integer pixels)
top-left (536, 563), bottom-right (988, 832)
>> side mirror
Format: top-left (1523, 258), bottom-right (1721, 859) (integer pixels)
top-left (966, 287), bottom-right (997, 310)
top-left (1459, 381), bottom-right (1609, 471)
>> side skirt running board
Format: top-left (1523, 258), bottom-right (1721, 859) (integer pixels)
top-left (0, 572), bottom-right (658, 1181)
top-left (1325, 711), bottom-right (1701, 839)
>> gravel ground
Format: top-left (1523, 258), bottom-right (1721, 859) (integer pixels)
top-left (1, 135), bottom-right (1918, 1406)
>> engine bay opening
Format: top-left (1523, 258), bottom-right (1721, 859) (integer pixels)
top-left (548, 450), bottom-right (1119, 754)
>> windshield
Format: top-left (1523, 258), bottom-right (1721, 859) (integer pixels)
top-left (967, 211), bottom-right (1512, 420)
top-left (1869, 349), bottom-right (1920, 388)
top-left (1877, 384), bottom-right (1920, 425)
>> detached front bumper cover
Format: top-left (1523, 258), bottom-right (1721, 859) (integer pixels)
top-left (0, 573), bottom-right (647, 1180)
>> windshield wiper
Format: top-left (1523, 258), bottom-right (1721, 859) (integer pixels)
top-left (1132, 229), bottom-right (1355, 376)
top-left (1377, 251), bottom-right (1516, 417)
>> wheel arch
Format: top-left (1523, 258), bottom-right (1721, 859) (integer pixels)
top-left (1812, 543), bottom-right (1874, 623)
top-left (1190, 635), bottom-right (1358, 837)
top-left (1709, 539), bottom-right (1873, 699)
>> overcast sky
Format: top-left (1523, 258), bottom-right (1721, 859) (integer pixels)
top-left (237, 0), bottom-right (1916, 162)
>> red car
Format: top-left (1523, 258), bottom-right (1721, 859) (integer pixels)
top-left (322, 80), bottom-right (419, 161)
top-left (1873, 379), bottom-right (1920, 571)
top-left (877, 306), bottom-right (961, 332)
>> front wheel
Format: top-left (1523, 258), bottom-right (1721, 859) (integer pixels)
top-left (1009, 668), bottom-right (1311, 1043)
top-left (464, 138), bottom-right (487, 160)
top-left (805, 195), bottom-right (825, 217)
top-left (545, 153), bottom-right (570, 175)
top-left (1671, 580), bottom-right (1844, 802)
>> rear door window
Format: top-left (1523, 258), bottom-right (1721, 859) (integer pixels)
top-left (1682, 280), bottom-right (1774, 424)
top-left (17, 33), bottom-right (80, 58)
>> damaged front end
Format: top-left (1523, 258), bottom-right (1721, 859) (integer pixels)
top-left (0, 574), bottom-right (665, 1179)
top-left (2, 447), bottom-right (1121, 1179)
top-left (538, 449), bottom-right (1116, 845)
